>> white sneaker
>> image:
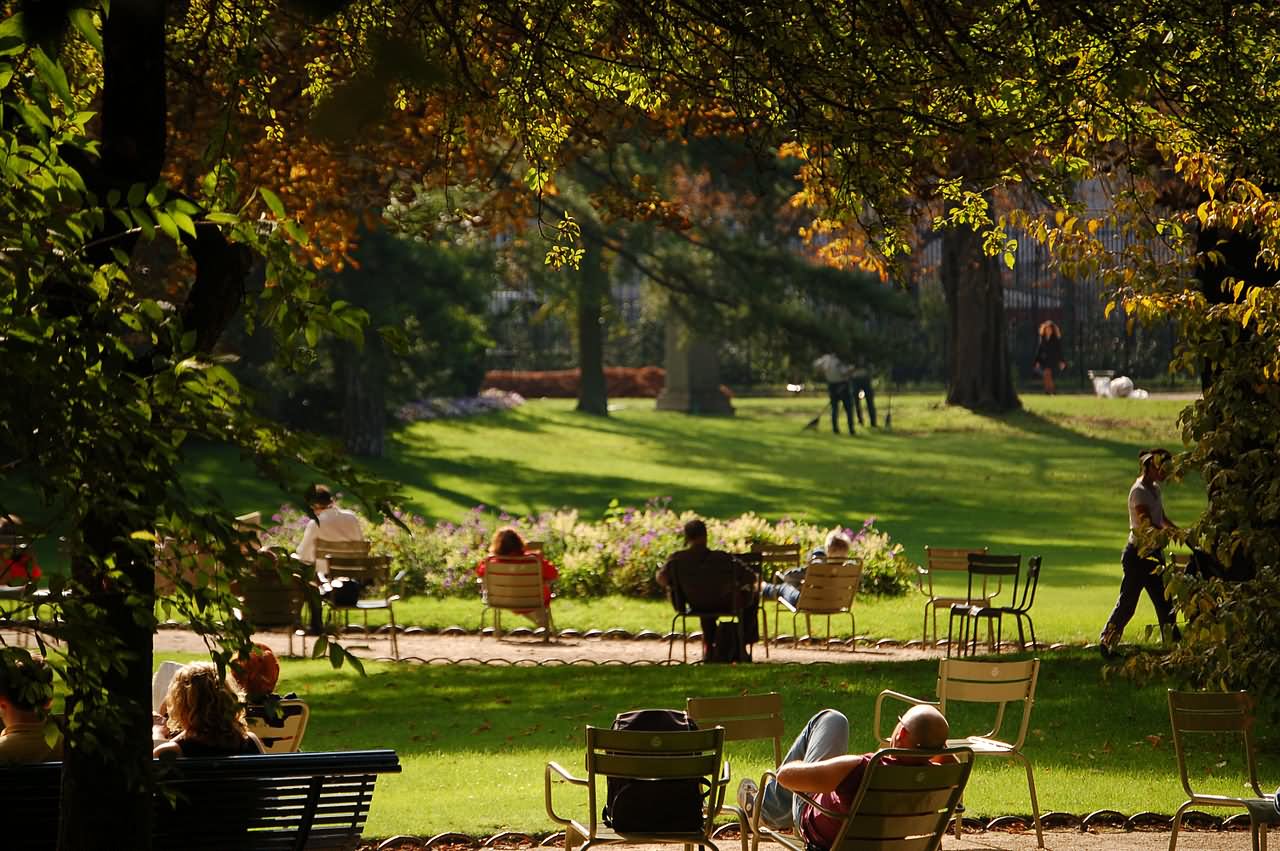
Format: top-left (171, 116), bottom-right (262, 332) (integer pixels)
top-left (737, 778), bottom-right (758, 820)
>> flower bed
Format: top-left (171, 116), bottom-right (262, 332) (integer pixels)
top-left (260, 498), bottom-right (915, 599)
top-left (395, 389), bottom-right (525, 424)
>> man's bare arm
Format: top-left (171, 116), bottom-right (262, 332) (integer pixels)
top-left (777, 755), bottom-right (864, 793)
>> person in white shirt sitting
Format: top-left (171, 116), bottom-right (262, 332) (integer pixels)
top-left (294, 484), bottom-right (365, 634)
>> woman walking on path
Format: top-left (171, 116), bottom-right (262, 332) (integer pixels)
top-left (1033, 320), bottom-right (1066, 394)
top-left (1099, 448), bottom-right (1181, 658)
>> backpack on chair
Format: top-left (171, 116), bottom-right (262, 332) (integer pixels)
top-left (602, 709), bottom-right (706, 832)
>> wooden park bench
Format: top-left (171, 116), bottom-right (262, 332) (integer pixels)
top-left (7, 748), bottom-right (401, 851)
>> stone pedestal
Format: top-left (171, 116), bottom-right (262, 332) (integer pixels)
top-left (655, 324), bottom-right (734, 415)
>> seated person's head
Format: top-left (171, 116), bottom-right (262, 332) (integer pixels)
top-left (305, 484), bottom-right (334, 511)
top-left (0, 654), bottom-right (54, 723)
top-left (824, 531), bottom-right (851, 558)
top-left (229, 644), bottom-right (280, 703)
top-left (490, 527), bottom-right (525, 556)
top-left (890, 704), bottom-right (949, 750)
top-left (163, 662), bottom-right (248, 745)
top-left (683, 519), bottom-right (708, 547)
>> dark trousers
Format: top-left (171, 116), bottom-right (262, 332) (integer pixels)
top-left (851, 375), bottom-right (877, 426)
top-left (1102, 544), bottom-right (1177, 643)
top-left (827, 381), bottom-right (854, 433)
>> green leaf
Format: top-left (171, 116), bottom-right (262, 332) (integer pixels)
top-left (154, 209), bottom-right (179, 242)
top-left (31, 48), bottom-right (72, 108)
top-left (171, 210), bottom-right (197, 238)
top-left (205, 211), bottom-right (239, 225)
top-left (68, 8), bottom-right (103, 54)
top-left (328, 642), bottom-right (343, 669)
top-left (259, 187), bottom-right (285, 218)
top-left (127, 182), bottom-right (146, 208)
top-left (311, 634), bottom-right (329, 659)
top-left (0, 13), bottom-right (24, 57)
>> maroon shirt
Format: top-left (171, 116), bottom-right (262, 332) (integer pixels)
top-left (799, 752), bottom-right (873, 849)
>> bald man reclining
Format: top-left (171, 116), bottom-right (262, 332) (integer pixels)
top-left (738, 705), bottom-right (950, 850)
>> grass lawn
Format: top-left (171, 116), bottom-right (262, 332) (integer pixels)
top-left (177, 393), bottom-right (1203, 645)
top-left (156, 651), bottom-right (1279, 837)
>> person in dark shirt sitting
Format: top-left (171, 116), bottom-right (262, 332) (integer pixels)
top-left (656, 518), bottom-right (759, 661)
top-left (153, 662), bottom-right (264, 758)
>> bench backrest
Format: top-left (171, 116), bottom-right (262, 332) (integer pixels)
top-left (6, 749), bottom-right (401, 851)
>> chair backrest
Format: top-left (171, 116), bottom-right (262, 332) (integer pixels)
top-left (936, 658), bottom-right (1039, 750)
top-left (671, 554), bottom-right (754, 616)
top-left (155, 538), bottom-right (220, 598)
top-left (686, 692), bottom-right (784, 767)
top-left (315, 538), bottom-right (370, 558)
top-left (246, 699), bottom-right (311, 754)
top-left (756, 543), bottom-right (801, 569)
top-left (966, 552), bottom-right (1020, 605)
top-left (1167, 690), bottom-right (1264, 799)
top-left (830, 747), bottom-right (975, 851)
top-left (481, 555), bottom-right (547, 610)
top-left (237, 567), bottom-right (305, 627)
top-left (1008, 555), bottom-right (1041, 614)
top-left (325, 554), bottom-right (392, 590)
top-left (584, 725), bottom-right (724, 829)
top-left (796, 557), bottom-right (863, 614)
top-left (922, 546), bottom-right (988, 597)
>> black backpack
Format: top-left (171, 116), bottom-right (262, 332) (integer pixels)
top-left (602, 709), bottom-right (706, 832)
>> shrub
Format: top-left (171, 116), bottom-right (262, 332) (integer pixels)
top-left (260, 498), bottom-right (914, 600)
top-left (482, 367), bottom-right (733, 401)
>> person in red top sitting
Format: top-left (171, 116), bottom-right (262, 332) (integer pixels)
top-left (476, 527), bottom-right (558, 626)
top-left (0, 515), bottom-right (40, 586)
top-left (738, 704), bottom-right (950, 850)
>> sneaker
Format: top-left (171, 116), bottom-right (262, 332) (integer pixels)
top-left (737, 778), bottom-right (758, 820)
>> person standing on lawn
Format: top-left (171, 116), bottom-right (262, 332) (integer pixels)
top-left (813, 353), bottom-right (856, 435)
top-left (1033, 320), bottom-right (1066, 395)
top-left (736, 704), bottom-right (949, 849)
top-left (1099, 448), bottom-right (1181, 657)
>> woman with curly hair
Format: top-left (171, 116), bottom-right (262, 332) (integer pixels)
top-left (475, 527), bottom-right (558, 626)
top-left (153, 662), bottom-right (264, 757)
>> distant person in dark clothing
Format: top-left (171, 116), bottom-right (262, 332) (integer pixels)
top-left (1033, 321), bottom-right (1066, 395)
top-left (814, 354), bottom-right (855, 435)
top-left (656, 519), bottom-right (759, 660)
top-left (1099, 448), bottom-right (1181, 657)
top-left (849, 364), bottom-right (877, 428)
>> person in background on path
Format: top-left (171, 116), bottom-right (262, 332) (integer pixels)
top-left (813, 353), bottom-right (855, 435)
top-left (736, 704), bottom-right (950, 849)
top-left (294, 484), bottom-right (365, 635)
top-left (1099, 448), bottom-right (1181, 658)
top-left (849, 363), bottom-right (878, 428)
top-left (0, 514), bottom-right (41, 586)
top-left (0, 654), bottom-right (61, 764)
top-left (153, 662), bottom-right (265, 758)
top-left (1033, 320), bottom-right (1066, 395)
top-left (476, 527), bottom-right (559, 627)
top-left (761, 532), bottom-right (852, 606)
top-left (656, 518), bottom-right (760, 660)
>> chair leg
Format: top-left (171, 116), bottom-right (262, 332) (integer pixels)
top-left (1169, 801), bottom-right (1191, 851)
top-left (760, 606), bottom-right (769, 659)
top-left (565, 824), bottom-right (584, 851)
top-left (848, 612), bottom-right (856, 651)
top-left (389, 606), bottom-right (398, 661)
top-left (1026, 614), bottom-right (1037, 650)
top-left (1019, 753), bottom-right (1044, 848)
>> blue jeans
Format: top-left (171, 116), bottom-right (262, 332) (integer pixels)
top-left (759, 709), bottom-right (850, 829)
top-left (760, 583), bottom-right (801, 606)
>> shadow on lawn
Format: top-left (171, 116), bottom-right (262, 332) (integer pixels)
top-left (290, 653), bottom-right (1231, 789)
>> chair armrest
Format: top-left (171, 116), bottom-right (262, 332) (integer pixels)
top-left (752, 770), bottom-right (778, 835)
top-left (778, 597), bottom-right (798, 615)
top-left (708, 759), bottom-right (731, 817)
top-left (791, 789), bottom-right (846, 820)
top-left (388, 594), bottom-right (401, 603)
top-left (545, 761), bottom-right (588, 826)
top-left (873, 690), bottom-right (939, 745)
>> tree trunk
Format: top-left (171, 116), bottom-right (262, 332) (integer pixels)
top-left (576, 237), bottom-right (609, 416)
top-left (940, 219), bottom-right (1020, 411)
top-left (59, 517), bottom-right (156, 850)
top-left (341, 332), bottom-right (387, 457)
top-left (58, 3), bottom-right (168, 848)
